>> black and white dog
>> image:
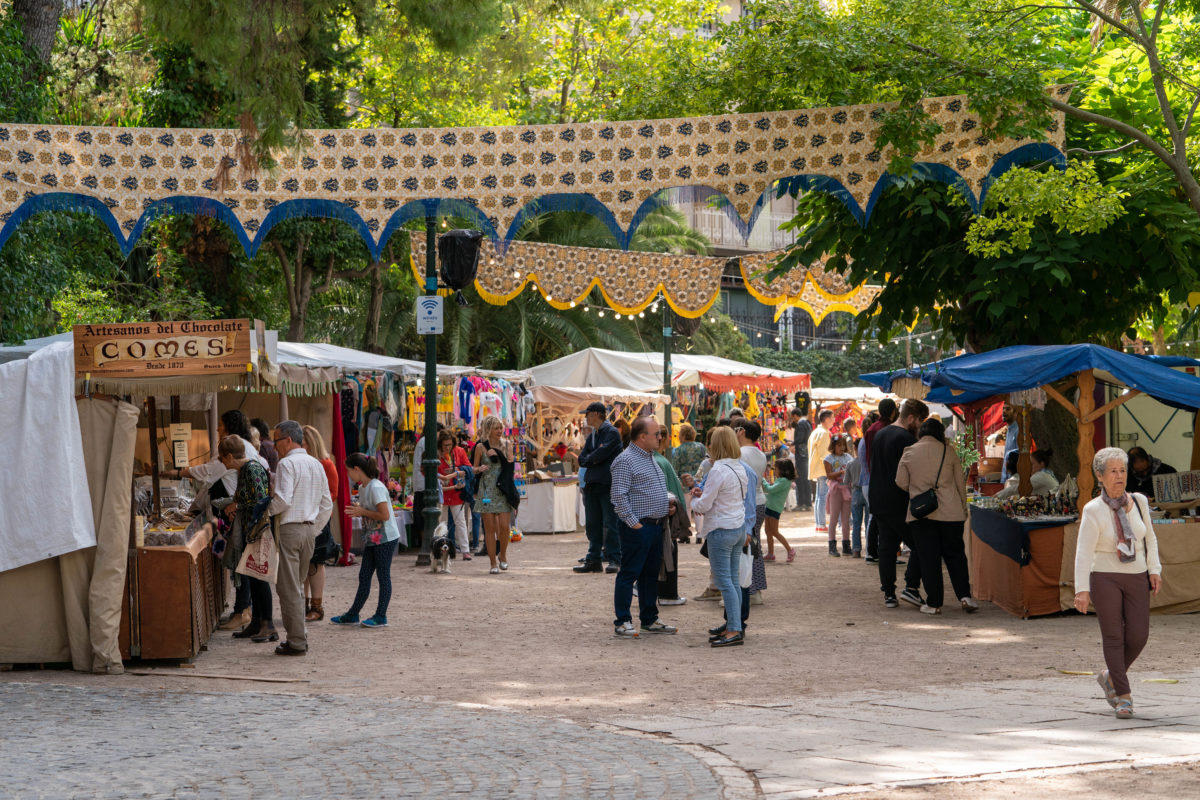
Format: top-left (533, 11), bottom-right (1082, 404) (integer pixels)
top-left (429, 522), bottom-right (452, 574)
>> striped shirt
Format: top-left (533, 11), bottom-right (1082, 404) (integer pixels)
top-left (609, 443), bottom-right (670, 527)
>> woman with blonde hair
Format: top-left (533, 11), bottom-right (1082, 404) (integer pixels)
top-left (473, 415), bottom-right (518, 574)
top-left (302, 424), bottom-right (340, 621)
top-left (689, 426), bottom-right (751, 648)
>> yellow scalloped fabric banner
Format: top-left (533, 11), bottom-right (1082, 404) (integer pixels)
top-left (408, 232), bottom-right (877, 321)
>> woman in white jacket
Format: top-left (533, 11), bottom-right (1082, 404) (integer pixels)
top-left (1074, 447), bottom-right (1163, 719)
top-left (689, 426), bottom-right (750, 648)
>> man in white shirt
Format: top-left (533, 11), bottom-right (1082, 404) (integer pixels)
top-left (269, 420), bottom-right (333, 656)
top-left (733, 419), bottom-right (768, 604)
top-left (808, 410), bottom-right (834, 531)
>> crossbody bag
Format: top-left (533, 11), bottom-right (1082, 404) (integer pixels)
top-left (909, 443), bottom-right (946, 520)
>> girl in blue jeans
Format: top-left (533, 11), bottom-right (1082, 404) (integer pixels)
top-left (688, 427), bottom-right (750, 648)
top-left (332, 453), bottom-right (401, 628)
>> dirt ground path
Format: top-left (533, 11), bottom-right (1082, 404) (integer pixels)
top-left (9, 512), bottom-right (1199, 797)
top-left (15, 511), bottom-right (1196, 715)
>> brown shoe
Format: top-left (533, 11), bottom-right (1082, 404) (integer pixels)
top-left (218, 609), bottom-right (251, 631)
top-left (274, 642), bottom-right (307, 656)
top-left (305, 598), bottom-right (324, 622)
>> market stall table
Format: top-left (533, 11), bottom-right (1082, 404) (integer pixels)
top-left (1061, 520), bottom-right (1200, 615)
top-left (968, 506), bottom-right (1077, 619)
top-left (520, 479), bottom-right (580, 534)
top-left (120, 522), bottom-right (224, 660)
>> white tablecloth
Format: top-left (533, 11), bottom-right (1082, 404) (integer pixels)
top-left (520, 482), bottom-right (580, 533)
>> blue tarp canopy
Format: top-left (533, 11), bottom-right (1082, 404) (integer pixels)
top-left (860, 344), bottom-right (1200, 411)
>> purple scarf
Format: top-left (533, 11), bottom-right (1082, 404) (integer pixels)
top-left (1100, 488), bottom-right (1138, 563)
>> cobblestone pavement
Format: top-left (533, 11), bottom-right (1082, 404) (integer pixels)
top-left (0, 683), bottom-right (726, 800)
top-left (611, 670), bottom-right (1200, 798)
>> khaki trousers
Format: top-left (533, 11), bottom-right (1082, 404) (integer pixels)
top-left (276, 521), bottom-right (316, 650)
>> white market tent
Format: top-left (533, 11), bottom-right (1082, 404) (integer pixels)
top-left (810, 385), bottom-right (953, 424)
top-left (528, 347), bottom-right (808, 393)
top-left (530, 385), bottom-right (668, 416)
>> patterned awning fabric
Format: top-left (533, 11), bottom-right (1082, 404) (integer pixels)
top-left (408, 232), bottom-right (878, 321)
top-left (0, 89), bottom-right (1068, 261)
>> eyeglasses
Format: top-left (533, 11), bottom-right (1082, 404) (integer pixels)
top-left (272, 438), bottom-right (288, 445)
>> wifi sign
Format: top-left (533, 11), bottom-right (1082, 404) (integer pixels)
top-left (415, 295), bottom-right (444, 335)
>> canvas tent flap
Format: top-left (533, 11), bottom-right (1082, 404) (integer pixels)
top-left (80, 397), bottom-right (139, 673)
top-left (531, 385), bottom-right (668, 416)
top-left (860, 345), bottom-right (1200, 410)
top-left (0, 342), bottom-right (96, 573)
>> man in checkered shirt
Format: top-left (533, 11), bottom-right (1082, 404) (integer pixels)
top-left (609, 415), bottom-right (679, 638)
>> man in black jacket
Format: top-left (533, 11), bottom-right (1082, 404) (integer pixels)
top-left (868, 398), bottom-right (928, 608)
top-left (575, 402), bottom-right (624, 574)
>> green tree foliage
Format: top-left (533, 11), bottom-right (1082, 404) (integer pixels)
top-left (0, 12), bottom-right (51, 122)
top-left (50, 0), bottom-right (151, 126)
top-left (752, 342), bottom-right (911, 388)
top-left (779, 158), bottom-right (1200, 351)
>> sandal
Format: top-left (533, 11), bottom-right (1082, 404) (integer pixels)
top-left (1114, 699), bottom-right (1134, 719)
top-left (786, 548), bottom-right (796, 563)
top-left (489, 567), bottom-right (500, 574)
top-left (763, 553), bottom-right (776, 562)
top-left (1097, 670), bottom-right (1119, 709)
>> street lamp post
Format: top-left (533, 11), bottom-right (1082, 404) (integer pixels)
top-left (417, 213), bottom-right (439, 567)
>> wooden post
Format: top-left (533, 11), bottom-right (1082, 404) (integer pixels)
top-left (1192, 411), bottom-right (1200, 471)
top-left (278, 387), bottom-right (290, 422)
top-left (147, 395), bottom-right (161, 520)
top-left (1016, 406), bottom-right (1033, 497)
top-left (207, 393), bottom-right (219, 460)
top-left (1076, 369), bottom-right (1097, 501)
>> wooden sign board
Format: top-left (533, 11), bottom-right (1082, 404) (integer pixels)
top-left (73, 319), bottom-right (253, 380)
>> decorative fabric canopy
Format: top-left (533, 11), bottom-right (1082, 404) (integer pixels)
top-left (409, 232), bottom-right (878, 319)
top-left (0, 90), bottom-right (1067, 262)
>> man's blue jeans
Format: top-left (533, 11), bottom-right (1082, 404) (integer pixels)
top-left (850, 485), bottom-right (868, 554)
top-left (613, 520), bottom-right (663, 627)
top-left (814, 476), bottom-right (829, 527)
top-left (707, 526), bottom-right (745, 632)
top-left (583, 484), bottom-right (621, 566)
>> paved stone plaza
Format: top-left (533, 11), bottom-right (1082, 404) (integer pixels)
top-left (611, 670), bottom-right (1200, 798)
top-left (0, 683), bottom-right (726, 800)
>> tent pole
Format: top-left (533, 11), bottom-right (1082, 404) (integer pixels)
top-left (1076, 369), bottom-right (1097, 501)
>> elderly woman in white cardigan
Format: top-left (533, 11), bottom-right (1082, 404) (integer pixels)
top-left (1074, 447), bottom-right (1163, 719)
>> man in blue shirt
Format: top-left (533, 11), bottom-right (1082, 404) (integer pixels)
top-left (575, 402), bottom-right (623, 574)
top-left (609, 416), bottom-right (678, 638)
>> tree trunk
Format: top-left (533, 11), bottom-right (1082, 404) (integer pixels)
top-left (12, 0), bottom-right (63, 72)
top-left (361, 258), bottom-right (384, 352)
top-left (1153, 326), bottom-right (1166, 356)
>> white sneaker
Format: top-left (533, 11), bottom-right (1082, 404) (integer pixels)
top-left (659, 597), bottom-right (687, 606)
top-left (750, 592), bottom-right (764, 606)
top-left (919, 604), bottom-right (942, 615)
top-left (961, 597), bottom-right (980, 613)
top-left (614, 621), bottom-right (640, 638)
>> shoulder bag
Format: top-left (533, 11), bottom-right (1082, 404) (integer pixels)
top-left (909, 442), bottom-right (947, 520)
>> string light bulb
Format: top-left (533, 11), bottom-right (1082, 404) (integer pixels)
top-left (599, 310), bottom-right (605, 318)
top-left (615, 313), bottom-right (622, 320)
top-left (569, 301), bottom-right (576, 308)
top-left (513, 270), bottom-right (521, 279)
